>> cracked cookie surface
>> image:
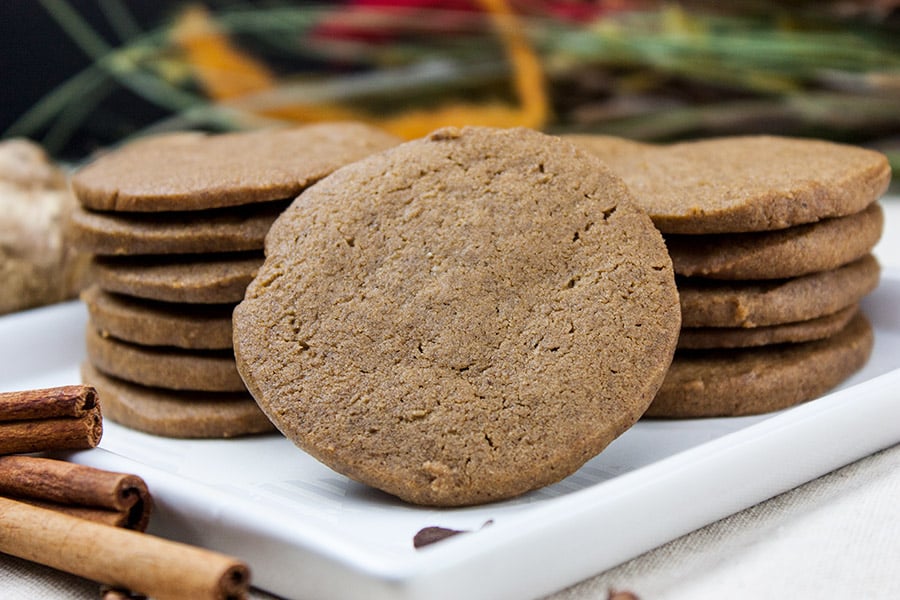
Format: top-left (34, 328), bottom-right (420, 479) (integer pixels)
top-left (234, 127), bottom-right (680, 506)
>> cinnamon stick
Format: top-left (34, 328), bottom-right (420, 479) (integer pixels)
top-left (0, 456), bottom-right (152, 531)
top-left (18, 498), bottom-right (131, 528)
top-left (0, 385), bottom-right (102, 455)
top-left (0, 384), bottom-right (98, 420)
top-left (0, 497), bottom-right (250, 600)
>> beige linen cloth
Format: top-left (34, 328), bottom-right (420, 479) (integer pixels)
top-left (2, 443), bottom-right (898, 599)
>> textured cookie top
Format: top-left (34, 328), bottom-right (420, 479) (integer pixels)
top-left (71, 123), bottom-right (401, 212)
top-left (566, 135), bottom-right (891, 234)
top-left (234, 127), bottom-right (681, 506)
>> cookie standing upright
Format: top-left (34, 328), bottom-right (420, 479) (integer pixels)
top-left (71, 122), bottom-right (401, 437)
top-left (569, 134), bottom-right (890, 417)
top-left (234, 127), bottom-right (681, 506)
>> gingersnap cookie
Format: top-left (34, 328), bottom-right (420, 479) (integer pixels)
top-left (81, 362), bottom-right (274, 438)
top-left (666, 202), bottom-right (883, 280)
top-left (86, 327), bottom-right (245, 392)
top-left (72, 123), bottom-right (401, 212)
top-left (233, 126), bottom-right (681, 506)
top-left (89, 252), bottom-right (262, 304)
top-left (677, 304), bottom-right (858, 349)
top-left (648, 311), bottom-right (873, 417)
top-left (82, 286), bottom-right (234, 350)
top-left (679, 254), bottom-right (879, 328)
top-left (566, 134), bottom-right (891, 234)
top-left (68, 200), bottom-right (288, 256)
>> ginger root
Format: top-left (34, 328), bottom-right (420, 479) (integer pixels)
top-left (0, 139), bottom-right (89, 315)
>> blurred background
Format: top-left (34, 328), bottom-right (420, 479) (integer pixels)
top-left (1, 0), bottom-right (899, 175)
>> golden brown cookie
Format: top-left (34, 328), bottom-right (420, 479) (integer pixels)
top-left (81, 285), bottom-right (234, 350)
top-left (679, 254), bottom-right (879, 328)
top-left (71, 123), bottom-right (401, 212)
top-left (566, 134), bottom-right (890, 234)
top-left (234, 127), bottom-right (681, 506)
top-left (89, 252), bottom-right (262, 304)
top-left (68, 200), bottom-right (287, 255)
top-left (666, 203), bottom-right (883, 280)
top-left (648, 311), bottom-right (873, 418)
top-left (86, 327), bottom-right (245, 392)
top-left (677, 304), bottom-right (858, 349)
top-left (81, 362), bottom-right (273, 438)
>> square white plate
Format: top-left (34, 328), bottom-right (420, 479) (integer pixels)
top-left (2, 271), bottom-right (899, 600)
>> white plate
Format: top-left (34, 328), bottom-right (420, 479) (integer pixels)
top-left (2, 270), bottom-right (899, 600)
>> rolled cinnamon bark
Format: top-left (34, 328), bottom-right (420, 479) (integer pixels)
top-left (0, 414), bottom-right (102, 455)
top-left (0, 385), bottom-right (98, 420)
top-left (0, 497), bottom-right (251, 600)
top-left (0, 385), bottom-right (102, 455)
top-left (16, 498), bottom-right (129, 528)
top-left (0, 456), bottom-right (152, 531)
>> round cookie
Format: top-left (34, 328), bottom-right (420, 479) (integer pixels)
top-left (90, 252), bottom-right (262, 304)
top-left (677, 304), bottom-right (859, 349)
top-left (69, 200), bottom-right (287, 255)
top-left (72, 123), bottom-right (401, 212)
top-left (679, 254), bottom-right (879, 328)
top-left (81, 362), bottom-right (274, 438)
top-left (566, 134), bottom-right (891, 234)
top-left (666, 202), bottom-right (883, 280)
top-left (233, 126), bottom-right (681, 506)
top-left (86, 327), bottom-right (245, 392)
top-left (82, 286), bottom-right (234, 350)
top-left (648, 312), bottom-right (873, 418)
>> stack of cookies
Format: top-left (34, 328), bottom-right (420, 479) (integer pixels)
top-left (69, 123), bottom-right (400, 437)
top-left (568, 134), bottom-right (891, 417)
